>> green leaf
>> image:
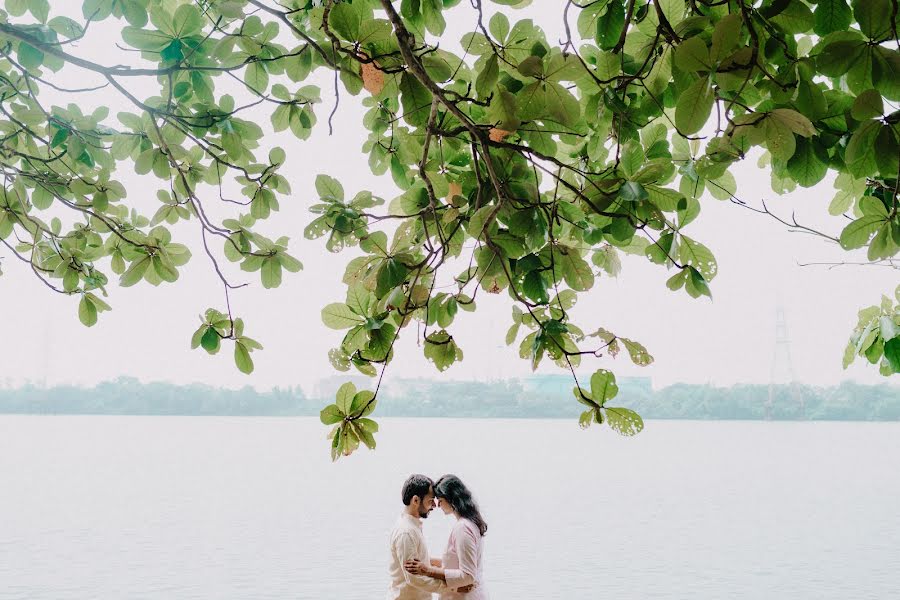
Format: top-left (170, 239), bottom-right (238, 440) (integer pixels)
top-left (475, 54), bottom-right (499, 98)
top-left (522, 270), bottom-right (549, 304)
top-left (173, 3), bottom-right (204, 36)
top-left (489, 12), bottom-right (510, 40)
top-left (845, 119), bottom-right (880, 167)
top-left (320, 404), bottom-right (344, 425)
top-left (645, 186), bottom-right (685, 212)
top-left (679, 235), bottom-right (718, 280)
top-left (675, 77), bottom-right (714, 135)
top-left (349, 389), bottom-right (376, 417)
top-left (376, 258), bottom-right (409, 297)
top-left (322, 303), bottom-right (365, 329)
top-left (245, 62), bottom-right (269, 93)
top-left (234, 342), bottom-right (254, 374)
top-left (839, 214), bottom-right (884, 249)
top-left (873, 47), bottom-right (900, 101)
top-left (346, 284), bottom-right (375, 316)
top-left (32, 186), bottom-right (53, 210)
top-left (558, 248), bottom-right (594, 291)
top-left (621, 338), bottom-right (653, 366)
top-left (221, 132), bottom-right (243, 161)
top-left (365, 322), bottom-right (396, 361)
top-left (121, 1), bottom-right (149, 27)
top-left (29, 0), bottom-right (49, 23)
top-left (686, 266), bottom-right (712, 299)
top-left (78, 295), bottom-right (97, 327)
top-left (884, 338), bottom-right (900, 373)
top-left (335, 381), bottom-right (357, 415)
top-left (829, 175), bottom-right (867, 215)
top-left (578, 409), bottom-right (595, 429)
top-left (424, 330), bottom-right (463, 371)
top-left (786, 138), bottom-right (828, 188)
top-left (518, 55), bottom-right (544, 79)
top-left (770, 1), bottom-right (814, 34)
top-left (399, 72), bottom-right (432, 128)
top-left (121, 27), bottom-right (172, 52)
top-left (422, 0), bottom-right (446, 35)
top-left (487, 89), bottom-right (520, 132)
top-left (867, 223), bottom-right (895, 261)
top-left (817, 39), bottom-right (866, 77)
top-left (200, 327), bottom-right (220, 353)
top-left (874, 125), bottom-right (899, 178)
top-left (17, 43), bottom-right (44, 71)
top-left (674, 36), bottom-right (709, 72)
top-left (604, 407), bottom-right (644, 436)
top-left (852, 0), bottom-right (891, 39)
top-left (260, 257), bottom-right (282, 288)
top-left (880, 315), bottom-right (898, 342)
top-left (120, 257), bottom-right (149, 287)
top-left (814, 0), bottom-right (852, 35)
top-left (351, 420), bottom-right (377, 450)
top-left (329, 2), bottom-right (362, 41)
top-left (618, 181), bottom-right (648, 203)
top-left (279, 252), bottom-right (303, 273)
top-left (770, 109), bottom-right (816, 138)
top-left (596, 0), bottom-right (625, 51)
top-left (315, 174), bottom-right (344, 202)
top-left (590, 369), bottom-right (618, 406)
top-left (764, 116), bottom-right (796, 162)
top-left (656, 0), bottom-right (685, 27)
top-left (710, 14), bottom-right (742, 61)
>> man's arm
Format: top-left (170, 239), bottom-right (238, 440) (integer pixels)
top-left (395, 533), bottom-right (446, 593)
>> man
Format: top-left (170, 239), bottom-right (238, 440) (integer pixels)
top-left (387, 474), bottom-right (471, 599)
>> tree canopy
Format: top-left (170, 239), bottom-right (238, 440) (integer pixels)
top-left (0, 0), bottom-right (897, 458)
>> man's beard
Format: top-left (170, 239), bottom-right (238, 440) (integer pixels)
top-left (419, 507), bottom-right (431, 518)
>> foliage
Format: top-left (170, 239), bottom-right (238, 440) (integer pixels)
top-left (0, 0), bottom-right (897, 458)
top-left (844, 284), bottom-right (900, 375)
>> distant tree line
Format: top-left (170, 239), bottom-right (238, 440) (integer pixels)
top-left (0, 378), bottom-right (310, 416)
top-left (0, 376), bottom-right (897, 421)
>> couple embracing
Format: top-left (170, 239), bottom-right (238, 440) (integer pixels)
top-left (387, 474), bottom-right (488, 599)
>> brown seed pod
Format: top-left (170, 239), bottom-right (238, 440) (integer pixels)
top-left (489, 127), bottom-right (512, 142)
top-left (361, 60), bottom-right (385, 95)
top-left (446, 181), bottom-right (463, 201)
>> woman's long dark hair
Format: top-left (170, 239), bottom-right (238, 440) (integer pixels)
top-left (434, 475), bottom-right (488, 536)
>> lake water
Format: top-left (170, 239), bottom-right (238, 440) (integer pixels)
top-left (0, 417), bottom-right (897, 599)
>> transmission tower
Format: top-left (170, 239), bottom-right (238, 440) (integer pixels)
top-left (766, 305), bottom-right (804, 420)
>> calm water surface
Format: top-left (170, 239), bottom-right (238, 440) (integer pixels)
top-left (1, 417), bottom-right (897, 599)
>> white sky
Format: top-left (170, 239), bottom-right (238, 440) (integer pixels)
top-left (0, 2), bottom-right (896, 393)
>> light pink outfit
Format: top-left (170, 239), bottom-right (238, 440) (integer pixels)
top-left (439, 518), bottom-right (488, 600)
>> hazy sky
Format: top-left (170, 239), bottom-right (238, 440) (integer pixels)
top-left (0, 3), bottom-right (895, 393)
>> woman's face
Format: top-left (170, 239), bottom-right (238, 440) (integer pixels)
top-left (436, 496), bottom-right (454, 515)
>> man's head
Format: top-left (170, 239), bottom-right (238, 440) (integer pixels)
top-left (401, 474), bottom-right (435, 519)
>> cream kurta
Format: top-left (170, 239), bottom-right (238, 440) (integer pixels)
top-left (387, 512), bottom-right (447, 600)
top-left (438, 518), bottom-right (488, 600)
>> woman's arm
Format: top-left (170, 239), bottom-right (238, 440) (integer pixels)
top-left (430, 558), bottom-right (443, 568)
top-left (441, 522), bottom-right (479, 590)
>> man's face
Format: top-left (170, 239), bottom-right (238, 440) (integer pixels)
top-left (417, 487), bottom-right (436, 518)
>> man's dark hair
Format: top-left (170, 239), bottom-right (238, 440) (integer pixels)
top-left (402, 474), bottom-right (434, 505)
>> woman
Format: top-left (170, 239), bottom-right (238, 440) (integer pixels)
top-left (404, 474), bottom-right (489, 599)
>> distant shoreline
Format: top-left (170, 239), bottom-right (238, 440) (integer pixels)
top-left (0, 376), bottom-right (897, 421)
top-left (2, 413), bottom-right (899, 422)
